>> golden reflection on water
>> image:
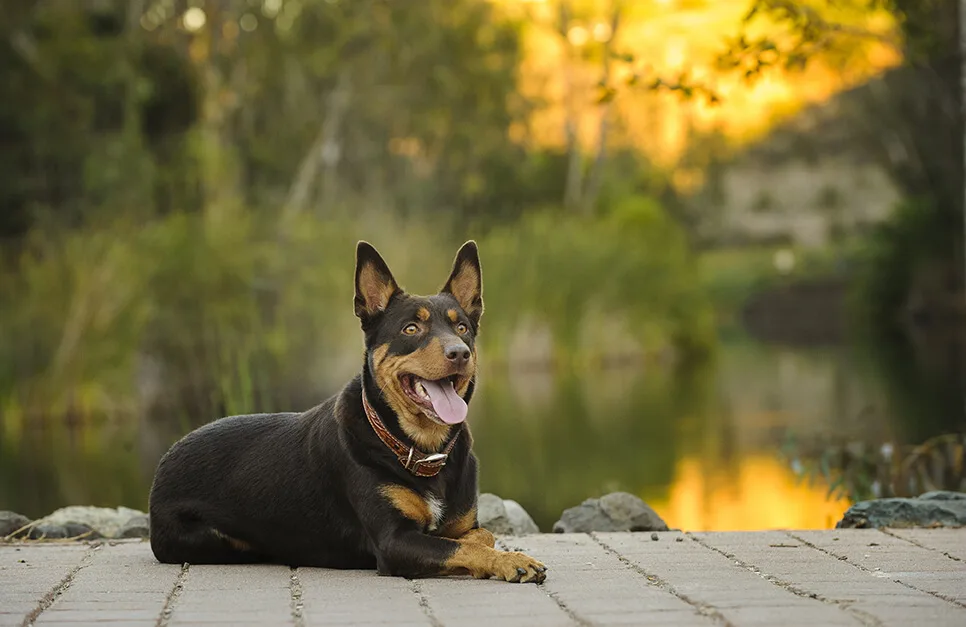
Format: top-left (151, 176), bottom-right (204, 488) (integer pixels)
top-left (651, 455), bottom-right (851, 532)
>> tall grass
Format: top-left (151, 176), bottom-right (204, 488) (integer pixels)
top-left (0, 201), bottom-right (713, 428)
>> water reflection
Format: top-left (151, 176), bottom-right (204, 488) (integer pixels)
top-left (654, 456), bottom-right (850, 532)
top-left (471, 341), bottom-right (883, 530)
top-left (0, 341), bottom-right (924, 529)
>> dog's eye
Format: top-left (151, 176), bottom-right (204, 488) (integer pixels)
top-left (402, 323), bottom-right (419, 336)
top-left (456, 323), bottom-right (468, 335)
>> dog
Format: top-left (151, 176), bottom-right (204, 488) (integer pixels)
top-left (148, 241), bottom-right (547, 583)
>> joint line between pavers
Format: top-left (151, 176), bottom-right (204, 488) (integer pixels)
top-left (498, 537), bottom-right (590, 627)
top-left (409, 579), bottom-right (444, 627)
top-left (785, 531), bottom-right (966, 612)
top-left (155, 562), bottom-right (190, 627)
top-left (877, 528), bottom-right (964, 563)
top-left (689, 533), bottom-right (882, 627)
top-left (290, 567), bottom-right (305, 627)
top-left (21, 542), bottom-right (101, 627)
top-left (589, 533), bottom-right (735, 627)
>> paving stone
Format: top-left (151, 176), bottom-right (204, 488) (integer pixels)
top-left (2, 531), bottom-right (966, 626)
top-left (299, 567), bottom-right (428, 626)
top-left (419, 576), bottom-right (569, 625)
top-left (0, 543), bottom-right (92, 625)
top-left (792, 528), bottom-right (966, 608)
top-left (888, 528), bottom-right (966, 561)
top-left (699, 530), bottom-right (966, 627)
top-left (168, 563), bottom-right (293, 627)
top-left (508, 533), bottom-right (707, 624)
top-left (597, 531), bottom-right (865, 626)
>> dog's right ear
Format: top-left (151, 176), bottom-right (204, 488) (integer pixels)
top-left (354, 241), bottom-right (400, 321)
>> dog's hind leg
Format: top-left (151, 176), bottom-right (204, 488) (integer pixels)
top-left (150, 505), bottom-right (265, 565)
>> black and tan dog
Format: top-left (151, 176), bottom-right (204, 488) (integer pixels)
top-left (148, 241), bottom-right (546, 583)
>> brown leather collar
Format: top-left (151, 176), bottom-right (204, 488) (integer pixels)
top-left (361, 385), bottom-right (462, 477)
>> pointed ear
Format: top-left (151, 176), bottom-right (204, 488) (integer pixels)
top-left (354, 241), bottom-right (400, 320)
top-left (440, 240), bottom-right (483, 324)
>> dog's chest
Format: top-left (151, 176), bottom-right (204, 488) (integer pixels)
top-left (425, 494), bottom-right (445, 532)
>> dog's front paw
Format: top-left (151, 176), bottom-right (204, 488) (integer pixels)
top-left (492, 551), bottom-right (547, 584)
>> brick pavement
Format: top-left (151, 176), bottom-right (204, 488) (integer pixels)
top-left (2, 530), bottom-right (965, 627)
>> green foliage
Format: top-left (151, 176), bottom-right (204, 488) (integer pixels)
top-left (0, 198), bottom-right (714, 425)
top-left (0, 0), bottom-right (528, 235)
top-left (480, 197), bottom-right (715, 363)
top-left (782, 432), bottom-right (966, 503)
top-left (0, 0), bottom-right (720, 429)
top-left (852, 199), bottom-right (950, 330)
top-left (849, 198), bottom-right (965, 441)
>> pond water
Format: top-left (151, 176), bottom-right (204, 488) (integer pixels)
top-left (0, 339), bottom-right (926, 530)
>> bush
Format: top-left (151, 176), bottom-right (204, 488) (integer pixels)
top-left (0, 200), bottom-right (714, 427)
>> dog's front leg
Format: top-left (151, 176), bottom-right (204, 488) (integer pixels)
top-left (358, 483), bottom-right (545, 582)
top-left (454, 527), bottom-right (495, 548)
top-left (375, 528), bottom-right (546, 583)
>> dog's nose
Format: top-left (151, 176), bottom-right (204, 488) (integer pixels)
top-left (445, 344), bottom-right (471, 366)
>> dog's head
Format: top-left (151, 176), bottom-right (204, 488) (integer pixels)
top-left (354, 241), bottom-right (483, 451)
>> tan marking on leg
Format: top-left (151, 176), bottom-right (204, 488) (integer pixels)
top-left (211, 529), bottom-right (253, 552)
top-left (439, 507), bottom-right (477, 539)
top-left (416, 307), bottom-right (430, 321)
top-left (457, 528), bottom-right (495, 548)
top-left (447, 309), bottom-right (459, 323)
top-left (380, 485), bottom-right (431, 527)
top-left (443, 544), bottom-right (546, 583)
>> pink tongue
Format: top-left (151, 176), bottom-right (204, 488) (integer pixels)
top-left (420, 379), bottom-right (468, 425)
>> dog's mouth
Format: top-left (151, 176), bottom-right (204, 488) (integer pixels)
top-left (399, 374), bottom-right (468, 425)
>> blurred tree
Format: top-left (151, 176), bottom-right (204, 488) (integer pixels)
top-left (0, 0), bottom-right (533, 240)
top-left (722, 0), bottom-right (963, 293)
top-left (724, 0), bottom-right (966, 436)
top-left (0, 0), bottom-right (202, 240)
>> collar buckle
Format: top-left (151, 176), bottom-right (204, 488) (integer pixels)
top-left (405, 448), bottom-right (449, 470)
top-left (362, 381), bottom-right (461, 478)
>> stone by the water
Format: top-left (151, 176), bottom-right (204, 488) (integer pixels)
top-left (0, 511), bottom-right (31, 538)
top-left (837, 491), bottom-right (966, 529)
top-left (503, 499), bottom-right (540, 535)
top-left (28, 524), bottom-right (68, 540)
top-left (553, 492), bottom-right (669, 533)
top-left (478, 493), bottom-right (540, 535)
top-left (36, 506), bottom-right (148, 539)
top-left (118, 514), bottom-right (150, 539)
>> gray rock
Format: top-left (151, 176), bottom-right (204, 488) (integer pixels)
top-left (118, 514), bottom-right (150, 539)
top-left (0, 511), bottom-right (31, 538)
top-left (837, 491), bottom-right (966, 529)
top-left (503, 500), bottom-right (540, 535)
top-left (37, 506), bottom-right (147, 539)
top-left (29, 524), bottom-right (68, 540)
top-left (64, 523), bottom-right (101, 540)
top-left (919, 490), bottom-right (966, 501)
top-left (553, 492), bottom-right (669, 533)
top-left (477, 493), bottom-right (539, 535)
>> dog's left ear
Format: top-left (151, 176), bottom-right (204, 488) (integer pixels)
top-left (440, 240), bottom-right (483, 325)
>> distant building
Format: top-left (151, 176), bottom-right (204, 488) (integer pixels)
top-left (687, 71), bottom-right (903, 248)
